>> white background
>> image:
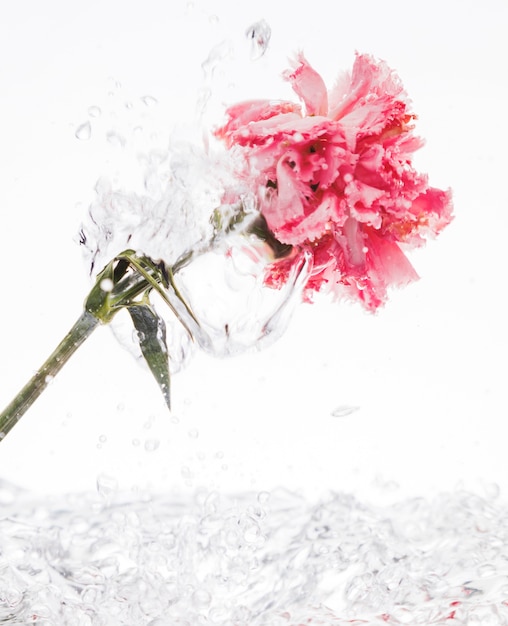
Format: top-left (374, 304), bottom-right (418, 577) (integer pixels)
top-left (0, 0), bottom-right (506, 502)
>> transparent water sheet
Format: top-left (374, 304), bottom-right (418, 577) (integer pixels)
top-left (1, 482), bottom-right (508, 625)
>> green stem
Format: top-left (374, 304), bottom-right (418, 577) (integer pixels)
top-left (0, 249), bottom-right (202, 441)
top-left (117, 250), bottom-right (210, 350)
top-left (0, 311), bottom-right (99, 440)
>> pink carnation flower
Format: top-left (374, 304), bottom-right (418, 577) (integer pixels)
top-left (216, 53), bottom-right (453, 310)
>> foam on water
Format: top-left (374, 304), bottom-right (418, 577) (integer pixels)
top-left (1, 482), bottom-right (508, 625)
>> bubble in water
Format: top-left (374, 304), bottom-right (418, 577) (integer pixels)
top-left (75, 121), bottom-right (91, 140)
top-left (331, 405), bottom-right (360, 418)
top-left (245, 19), bottom-right (271, 60)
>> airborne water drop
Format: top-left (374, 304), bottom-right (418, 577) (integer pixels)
top-left (87, 105), bottom-right (101, 118)
top-left (245, 19), bottom-right (271, 60)
top-left (141, 95), bottom-right (158, 107)
top-left (331, 405), bottom-right (360, 418)
top-left (75, 121), bottom-right (92, 141)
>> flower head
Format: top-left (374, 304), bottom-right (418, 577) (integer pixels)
top-left (216, 53), bottom-right (453, 310)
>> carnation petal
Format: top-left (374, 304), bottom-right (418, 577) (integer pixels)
top-left (284, 53), bottom-right (329, 116)
top-left (263, 159), bottom-right (306, 238)
top-left (216, 100), bottom-right (301, 146)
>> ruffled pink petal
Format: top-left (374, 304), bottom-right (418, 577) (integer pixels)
top-left (358, 230), bottom-right (419, 310)
top-left (276, 194), bottom-right (341, 246)
top-left (411, 187), bottom-right (454, 234)
top-left (216, 52), bottom-right (453, 311)
top-left (263, 158), bottom-right (306, 237)
top-left (329, 53), bottom-right (407, 122)
top-left (345, 179), bottom-right (385, 225)
top-left (216, 100), bottom-right (301, 146)
top-left (284, 53), bottom-right (329, 116)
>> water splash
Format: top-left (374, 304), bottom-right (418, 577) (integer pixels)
top-left (1, 483), bottom-right (508, 625)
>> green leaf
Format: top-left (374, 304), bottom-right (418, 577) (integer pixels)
top-left (128, 302), bottom-right (171, 410)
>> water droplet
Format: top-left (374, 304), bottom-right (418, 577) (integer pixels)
top-left (96, 473), bottom-right (118, 499)
top-left (75, 121), bottom-right (91, 141)
top-left (477, 563), bottom-right (497, 578)
top-left (98, 434), bottom-right (107, 443)
top-left (257, 491), bottom-right (270, 506)
top-left (134, 329), bottom-right (146, 343)
top-left (191, 589), bottom-right (211, 608)
top-left (87, 105), bottom-right (101, 118)
top-left (106, 131), bottom-right (126, 148)
top-left (132, 438), bottom-right (140, 447)
top-left (188, 429), bottom-right (199, 439)
top-left (245, 19), bottom-right (271, 60)
top-left (100, 278), bottom-right (114, 292)
top-left (144, 438), bottom-right (160, 452)
top-left (331, 405), bottom-right (360, 418)
top-left (141, 95), bottom-right (158, 107)
top-left (481, 482), bottom-right (500, 500)
top-left (44, 375), bottom-right (54, 385)
top-left (209, 606), bottom-right (228, 623)
top-left (242, 518), bottom-right (262, 544)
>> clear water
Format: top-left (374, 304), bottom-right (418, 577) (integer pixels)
top-left (2, 481), bottom-right (508, 625)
